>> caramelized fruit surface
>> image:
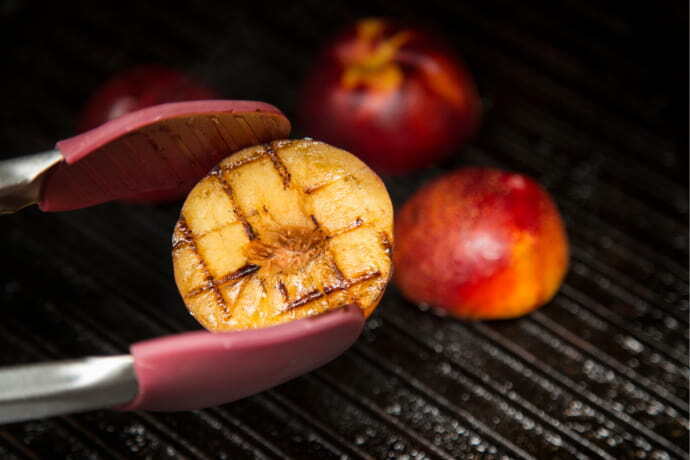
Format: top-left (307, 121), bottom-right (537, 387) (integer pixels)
top-left (173, 139), bottom-right (393, 331)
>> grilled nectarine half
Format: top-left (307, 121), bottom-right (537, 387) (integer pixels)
top-left (172, 139), bottom-right (393, 331)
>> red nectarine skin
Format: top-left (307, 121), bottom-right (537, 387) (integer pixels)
top-left (394, 168), bottom-right (569, 319)
top-left (299, 18), bottom-right (481, 174)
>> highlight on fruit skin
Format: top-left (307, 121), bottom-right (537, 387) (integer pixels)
top-left (172, 139), bottom-right (394, 331)
top-left (299, 17), bottom-right (481, 174)
top-left (394, 168), bottom-right (569, 320)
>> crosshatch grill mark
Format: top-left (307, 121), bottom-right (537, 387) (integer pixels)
top-left (220, 150), bottom-right (268, 173)
top-left (184, 263), bottom-right (260, 299)
top-left (177, 218), bottom-right (229, 314)
top-left (210, 168), bottom-right (257, 240)
top-left (177, 214), bottom-right (380, 300)
top-left (283, 271), bottom-right (382, 312)
top-left (303, 174), bottom-right (351, 195)
top-left (175, 140), bottom-right (389, 320)
top-left (327, 217), bottom-right (364, 239)
top-left (264, 143), bottom-right (292, 188)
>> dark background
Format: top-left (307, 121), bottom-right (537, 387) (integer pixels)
top-left (1, 1), bottom-right (688, 458)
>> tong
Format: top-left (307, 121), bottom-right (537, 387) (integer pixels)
top-left (0, 101), bottom-right (365, 424)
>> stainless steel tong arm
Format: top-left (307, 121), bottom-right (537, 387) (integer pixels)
top-left (0, 355), bottom-right (138, 424)
top-left (0, 150), bottom-right (63, 214)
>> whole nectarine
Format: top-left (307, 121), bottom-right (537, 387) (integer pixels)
top-left (394, 168), bottom-right (569, 319)
top-left (299, 18), bottom-right (481, 174)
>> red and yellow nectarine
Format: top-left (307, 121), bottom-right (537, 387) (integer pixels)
top-left (394, 168), bottom-right (569, 319)
top-left (299, 18), bottom-right (481, 174)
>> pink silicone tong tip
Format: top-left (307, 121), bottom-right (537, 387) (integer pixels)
top-left (56, 100), bottom-right (284, 165)
top-left (120, 305), bottom-right (364, 412)
top-left (40, 100), bottom-right (290, 211)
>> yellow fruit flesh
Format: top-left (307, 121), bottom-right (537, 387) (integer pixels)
top-left (172, 139), bottom-right (393, 331)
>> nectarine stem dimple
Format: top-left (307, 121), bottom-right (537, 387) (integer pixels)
top-left (341, 20), bottom-right (412, 92)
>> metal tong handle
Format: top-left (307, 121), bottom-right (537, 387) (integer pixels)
top-left (0, 356), bottom-right (138, 424)
top-left (0, 150), bottom-right (63, 214)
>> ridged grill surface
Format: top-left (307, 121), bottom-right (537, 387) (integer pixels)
top-left (0, 2), bottom-right (687, 459)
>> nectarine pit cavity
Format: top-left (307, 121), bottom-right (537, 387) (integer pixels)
top-left (247, 226), bottom-right (327, 278)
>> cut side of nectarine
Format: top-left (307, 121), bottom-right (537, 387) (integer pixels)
top-left (172, 139), bottom-right (393, 331)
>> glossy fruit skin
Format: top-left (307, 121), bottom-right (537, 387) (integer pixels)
top-left (394, 168), bottom-right (569, 319)
top-left (78, 65), bottom-right (217, 203)
top-left (299, 18), bottom-right (481, 174)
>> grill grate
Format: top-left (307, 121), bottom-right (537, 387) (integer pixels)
top-left (1, 1), bottom-right (687, 458)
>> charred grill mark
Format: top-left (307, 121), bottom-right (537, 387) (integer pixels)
top-left (347, 271), bottom-right (382, 285)
top-left (278, 281), bottom-right (289, 301)
top-left (322, 285), bottom-right (337, 295)
top-left (328, 217), bottom-right (364, 239)
top-left (185, 281), bottom-right (217, 299)
top-left (219, 151), bottom-right (267, 172)
top-left (218, 264), bottom-right (260, 285)
top-left (241, 223), bottom-right (257, 243)
top-left (185, 263), bottom-right (260, 298)
top-left (258, 277), bottom-right (268, 296)
top-left (283, 271), bottom-right (382, 311)
top-left (285, 289), bottom-right (323, 311)
top-left (265, 143), bottom-right (291, 188)
top-left (310, 215), bottom-right (321, 229)
top-left (304, 184), bottom-right (322, 195)
top-left (271, 139), bottom-right (296, 149)
top-left (211, 172), bottom-right (257, 240)
top-left (304, 175), bottom-right (348, 195)
top-left (177, 218), bottom-right (196, 248)
top-left (172, 223), bottom-right (192, 250)
top-left (174, 222), bottom-right (252, 250)
top-left (172, 239), bottom-right (191, 251)
top-left (380, 231), bottom-right (393, 257)
top-left (259, 205), bottom-right (281, 229)
top-left (178, 218), bottom-right (229, 314)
